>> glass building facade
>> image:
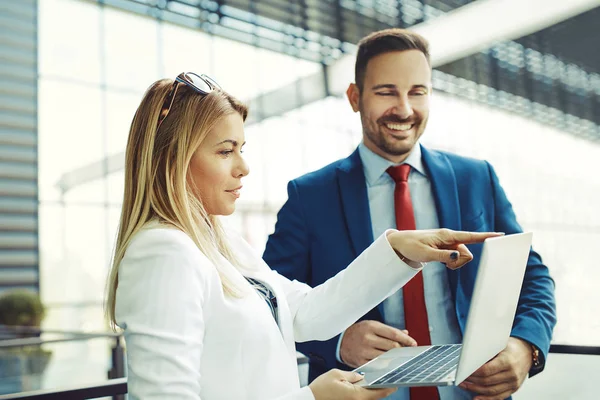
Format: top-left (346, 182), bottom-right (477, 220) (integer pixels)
top-left (1, 0), bottom-right (599, 397)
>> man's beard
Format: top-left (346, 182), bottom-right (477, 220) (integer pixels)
top-left (361, 114), bottom-right (426, 157)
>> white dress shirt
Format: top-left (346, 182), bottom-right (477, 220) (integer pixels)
top-left (358, 143), bottom-right (471, 400)
top-left (116, 221), bottom-right (421, 400)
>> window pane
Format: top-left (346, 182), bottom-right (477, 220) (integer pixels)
top-left (106, 90), bottom-right (142, 157)
top-left (107, 170), bottom-right (125, 205)
top-left (39, 204), bottom-right (108, 305)
top-left (256, 47), bottom-right (321, 94)
top-left (39, 0), bottom-right (101, 83)
top-left (161, 23), bottom-right (212, 77)
top-left (38, 80), bottom-right (103, 202)
top-left (213, 36), bottom-right (260, 101)
top-left (104, 8), bottom-right (159, 91)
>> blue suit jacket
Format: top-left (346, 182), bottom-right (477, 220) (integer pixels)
top-left (263, 145), bottom-right (556, 381)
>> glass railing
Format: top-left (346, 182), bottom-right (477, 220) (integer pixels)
top-left (0, 326), bottom-right (124, 399)
top-left (1, 336), bottom-right (597, 399)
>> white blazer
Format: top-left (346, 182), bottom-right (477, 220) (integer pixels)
top-left (115, 223), bottom-right (419, 400)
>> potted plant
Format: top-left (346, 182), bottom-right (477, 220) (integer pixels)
top-left (0, 289), bottom-right (52, 394)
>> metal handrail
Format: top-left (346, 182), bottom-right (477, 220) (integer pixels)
top-left (0, 326), bottom-right (122, 350)
top-left (0, 343), bottom-right (597, 399)
top-left (0, 378), bottom-right (127, 400)
top-left (0, 325), bottom-right (120, 337)
top-left (549, 344), bottom-right (600, 355)
top-left (0, 333), bottom-right (122, 350)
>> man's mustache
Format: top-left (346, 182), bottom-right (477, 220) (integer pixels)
top-left (378, 117), bottom-right (419, 125)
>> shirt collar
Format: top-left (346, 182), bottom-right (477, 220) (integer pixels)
top-left (358, 142), bottom-right (426, 186)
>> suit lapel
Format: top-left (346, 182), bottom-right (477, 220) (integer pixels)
top-left (421, 145), bottom-right (462, 300)
top-left (421, 146), bottom-right (461, 231)
top-left (336, 148), bottom-right (374, 257)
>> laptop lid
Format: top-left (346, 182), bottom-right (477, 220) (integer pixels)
top-left (454, 232), bottom-right (533, 384)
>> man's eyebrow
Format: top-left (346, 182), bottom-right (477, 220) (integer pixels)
top-left (371, 84), bottom-right (397, 90)
top-left (371, 84), bottom-right (430, 91)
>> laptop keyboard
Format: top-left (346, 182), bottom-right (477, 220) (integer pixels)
top-left (373, 344), bottom-right (462, 385)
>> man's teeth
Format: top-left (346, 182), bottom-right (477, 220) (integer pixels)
top-left (386, 123), bottom-right (412, 131)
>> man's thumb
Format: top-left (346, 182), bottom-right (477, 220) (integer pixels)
top-left (342, 370), bottom-right (365, 384)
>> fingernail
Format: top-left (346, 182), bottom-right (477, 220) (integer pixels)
top-left (450, 252), bottom-right (458, 260)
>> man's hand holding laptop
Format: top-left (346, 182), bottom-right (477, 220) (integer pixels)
top-left (459, 336), bottom-right (534, 400)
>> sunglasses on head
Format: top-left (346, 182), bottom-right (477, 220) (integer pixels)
top-left (156, 72), bottom-right (221, 130)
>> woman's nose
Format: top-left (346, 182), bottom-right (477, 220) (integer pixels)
top-left (235, 155), bottom-right (250, 177)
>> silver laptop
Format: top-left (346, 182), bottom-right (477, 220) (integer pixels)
top-left (354, 232), bottom-right (533, 388)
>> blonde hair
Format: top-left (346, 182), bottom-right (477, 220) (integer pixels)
top-left (105, 78), bottom-right (249, 329)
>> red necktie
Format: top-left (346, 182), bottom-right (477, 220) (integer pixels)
top-left (387, 164), bottom-right (439, 400)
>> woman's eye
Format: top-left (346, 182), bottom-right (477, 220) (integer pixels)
top-left (219, 150), bottom-right (233, 156)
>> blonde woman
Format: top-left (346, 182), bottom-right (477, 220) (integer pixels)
top-left (105, 72), bottom-right (500, 400)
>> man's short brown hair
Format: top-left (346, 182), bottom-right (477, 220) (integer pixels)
top-left (355, 28), bottom-right (430, 91)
